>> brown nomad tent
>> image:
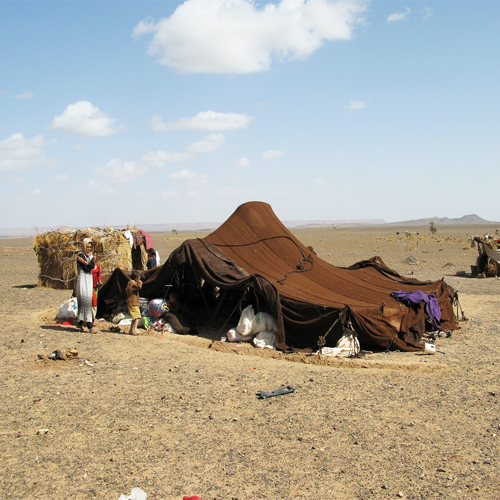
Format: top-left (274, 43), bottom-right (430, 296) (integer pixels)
top-left (98, 202), bottom-right (458, 351)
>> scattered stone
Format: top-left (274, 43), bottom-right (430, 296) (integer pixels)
top-left (36, 429), bottom-right (49, 435)
top-left (402, 255), bottom-right (420, 265)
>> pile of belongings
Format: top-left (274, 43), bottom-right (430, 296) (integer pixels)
top-left (471, 235), bottom-right (500, 277)
top-left (226, 305), bottom-right (278, 349)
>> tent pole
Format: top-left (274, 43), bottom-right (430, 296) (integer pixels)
top-left (212, 288), bottom-right (228, 321)
top-left (192, 270), bottom-right (214, 320)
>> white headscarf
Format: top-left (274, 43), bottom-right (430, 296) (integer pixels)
top-left (81, 238), bottom-right (93, 260)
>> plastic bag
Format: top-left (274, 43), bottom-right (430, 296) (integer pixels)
top-left (236, 305), bottom-right (255, 336)
top-left (143, 299), bottom-right (169, 318)
top-left (253, 331), bottom-right (277, 349)
top-left (251, 312), bottom-right (278, 334)
top-left (227, 328), bottom-right (253, 342)
top-left (56, 298), bottom-right (78, 320)
top-left (112, 312), bottom-right (125, 324)
top-left (118, 487), bottom-right (147, 500)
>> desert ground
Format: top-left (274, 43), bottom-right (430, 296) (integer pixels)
top-left (0, 224), bottom-right (499, 500)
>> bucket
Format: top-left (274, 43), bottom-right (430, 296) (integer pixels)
top-left (423, 342), bottom-right (436, 354)
top-left (471, 265), bottom-right (478, 277)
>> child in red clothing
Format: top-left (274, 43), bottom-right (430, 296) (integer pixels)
top-left (91, 253), bottom-right (102, 321)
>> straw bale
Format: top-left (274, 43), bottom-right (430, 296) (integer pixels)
top-left (34, 227), bottom-right (133, 289)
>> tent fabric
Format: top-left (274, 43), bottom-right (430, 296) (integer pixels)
top-left (99, 202), bottom-right (458, 352)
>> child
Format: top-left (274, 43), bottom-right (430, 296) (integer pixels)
top-left (126, 271), bottom-right (142, 335)
top-left (91, 252), bottom-right (102, 322)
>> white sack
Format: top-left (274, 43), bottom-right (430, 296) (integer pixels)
top-left (236, 305), bottom-right (255, 336)
top-left (56, 298), bottom-right (78, 320)
top-left (320, 331), bottom-right (360, 358)
top-left (227, 328), bottom-right (253, 342)
top-left (251, 312), bottom-right (278, 334)
top-left (252, 331), bottom-right (277, 349)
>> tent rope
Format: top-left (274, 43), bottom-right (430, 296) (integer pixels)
top-left (212, 289), bottom-right (248, 342)
top-left (213, 235), bottom-right (315, 285)
top-left (453, 293), bottom-right (467, 322)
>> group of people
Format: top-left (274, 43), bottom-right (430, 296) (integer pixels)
top-left (76, 239), bottom-right (193, 337)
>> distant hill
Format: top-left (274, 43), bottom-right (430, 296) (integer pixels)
top-left (0, 214), bottom-right (497, 238)
top-left (387, 214), bottom-right (498, 226)
top-left (284, 219), bottom-right (386, 228)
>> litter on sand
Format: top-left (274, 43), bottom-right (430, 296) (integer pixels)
top-left (257, 386), bottom-right (295, 399)
top-left (118, 487), bottom-right (147, 500)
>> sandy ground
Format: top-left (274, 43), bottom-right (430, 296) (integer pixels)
top-left (0, 224), bottom-right (499, 500)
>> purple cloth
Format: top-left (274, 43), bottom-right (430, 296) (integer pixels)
top-left (390, 290), bottom-right (441, 330)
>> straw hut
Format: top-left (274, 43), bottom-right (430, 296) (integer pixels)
top-left (34, 227), bottom-right (133, 290)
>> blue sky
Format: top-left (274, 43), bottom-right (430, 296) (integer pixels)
top-left (1, 0), bottom-right (499, 229)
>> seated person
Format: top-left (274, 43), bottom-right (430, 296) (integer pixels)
top-left (162, 291), bottom-right (196, 335)
top-left (146, 248), bottom-right (157, 269)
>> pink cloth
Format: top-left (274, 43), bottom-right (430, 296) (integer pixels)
top-left (139, 229), bottom-right (154, 250)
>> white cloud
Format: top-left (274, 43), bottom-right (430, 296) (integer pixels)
top-left (165, 111), bottom-right (254, 132)
top-left (51, 101), bottom-right (125, 138)
top-left (149, 115), bottom-right (168, 131)
top-left (344, 99), bottom-right (365, 111)
top-left (216, 185), bottom-right (255, 197)
top-left (315, 178), bottom-right (328, 185)
top-left (4, 175), bottom-right (24, 183)
top-left (13, 91), bottom-right (35, 99)
top-left (31, 187), bottom-right (42, 196)
top-left (0, 133), bottom-right (52, 172)
top-left (186, 133), bottom-right (225, 153)
top-left (161, 190), bottom-right (179, 198)
top-left (387, 7), bottom-right (411, 23)
top-left (422, 6), bottom-right (433, 21)
top-left (261, 149), bottom-right (285, 160)
top-left (88, 180), bottom-right (116, 195)
top-left (54, 174), bottom-right (68, 181)
top-left (235, 157), bottom-right (251, 168)
top-left (133, 0), bottom-right (367, 74)
top-left (94, 158), bottom-right (148, 182)
top-left (170, 168), bottom-right (207, 186)
top-left (73, 143), bottom-right (84, 150)
top-left (141, 150), bottom-right (192, 167)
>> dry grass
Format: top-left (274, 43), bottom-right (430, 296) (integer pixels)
top-left (33, 228), bottom-right (132, 289)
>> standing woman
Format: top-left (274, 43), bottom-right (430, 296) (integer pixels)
top-left (76, 238), bottom-right (97, 333)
